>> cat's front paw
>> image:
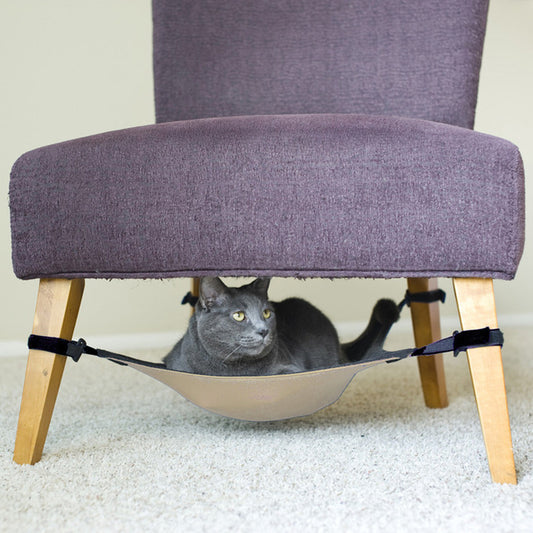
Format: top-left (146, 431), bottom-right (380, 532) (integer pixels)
top-left (373, 299), bottom-right (400, 326)
top-left (276, 364), bottom-right (302, 375)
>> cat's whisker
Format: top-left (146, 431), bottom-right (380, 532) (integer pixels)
top-left (222, 344), bottom-right (241, 364)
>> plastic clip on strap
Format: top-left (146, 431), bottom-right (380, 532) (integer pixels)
top-left (66, 338), bottom-right (87, 362)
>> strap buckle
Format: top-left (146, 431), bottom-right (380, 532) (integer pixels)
top-left (452, 327), bottom-right (503, 357)
top-left (66, 338), bottom-right (87, 362)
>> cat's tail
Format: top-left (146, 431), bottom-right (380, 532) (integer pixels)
top-left (341, 299), bottom-right (400, 362)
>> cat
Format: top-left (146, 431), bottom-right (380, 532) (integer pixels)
top-left (163, 277), bottom-right (400, 376)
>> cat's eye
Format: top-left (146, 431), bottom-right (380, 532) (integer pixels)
top-left (232, 311), bottom-right (246, 322)
top-left (263, 309), bottom-right (271, 319)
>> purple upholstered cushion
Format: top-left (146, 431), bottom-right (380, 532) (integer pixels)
top-left (153, 0), bottom-right (488, 128)
top-left (10, 114), bottom-right (524, 280)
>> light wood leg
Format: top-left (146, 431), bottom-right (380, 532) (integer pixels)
top-left (191, 278), bottom-right (200, 315)
top-left (453, 277), bottom-right (516, 484)
top-left (13, 278), bottom-right (85, 465)
top-left (407, 278), bottom-right (448, 408)
top-left (191, 277), bottom-right (200, 297)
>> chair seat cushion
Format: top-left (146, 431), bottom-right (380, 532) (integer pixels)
top-left (9, 113), bottom-right (524, 280)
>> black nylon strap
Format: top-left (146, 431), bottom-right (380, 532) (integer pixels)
top-left (411, 327), bottom-right (504, 358)
top-left (27, 326), bottom-right (503, 371)
top-left (181, 291), bottom-right (199, 307)
top-left (28, 334), bottom-right (166, 369)
top-left (398, 288), bottom-right (446, 311)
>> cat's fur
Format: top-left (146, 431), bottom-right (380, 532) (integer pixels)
top-left (163, 277), bottom-right (399, 376)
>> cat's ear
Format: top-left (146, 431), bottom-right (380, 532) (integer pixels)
top-left (199, 277), bottom-right (227, 310)
top-left (249, 277), bottom-right (271, 297)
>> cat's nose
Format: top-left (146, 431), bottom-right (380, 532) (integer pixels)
top-left (258, 328), bottom-right (268, 338)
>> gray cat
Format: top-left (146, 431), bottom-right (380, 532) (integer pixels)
top-left (163, 277), bottom-right (400, 376)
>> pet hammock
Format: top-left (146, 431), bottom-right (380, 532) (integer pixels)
top-left (28, 294), bottom-right (503, 422)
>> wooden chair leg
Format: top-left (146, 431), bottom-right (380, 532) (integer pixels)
top-left (453, 277), bottom-right (516, 484)
top-left (13, 278), bottom-right (85, 465)
top-left (407, 278), bottom-right (448, 408)
top-left (191, 277), bottom-right (200, 315)
top-left (191, 277), bottom-right (200, 298)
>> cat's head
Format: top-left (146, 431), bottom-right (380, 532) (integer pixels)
top-left (195, 277), bottom-right (276, 364)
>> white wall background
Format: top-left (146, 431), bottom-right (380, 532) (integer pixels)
top-left (1, 0), bottom-right (532, 353)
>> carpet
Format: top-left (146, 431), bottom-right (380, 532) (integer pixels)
top-left (1, 327), bottom-right (532, 532)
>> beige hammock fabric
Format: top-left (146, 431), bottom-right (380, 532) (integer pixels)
top-left (27, 327), bottom-right (502, 422)
top-left (125, 358), bottom-right (391, 421)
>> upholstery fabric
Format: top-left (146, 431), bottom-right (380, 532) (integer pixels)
top-left (10, 114), bottom-right (525, 280)
top-left (153, 0), bottom-right (489, 128)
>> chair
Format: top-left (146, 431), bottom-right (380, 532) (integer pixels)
top-left (9, 0), bottom-right (524, 484)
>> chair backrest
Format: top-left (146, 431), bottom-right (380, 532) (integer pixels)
top-left (153, 0), bottom-right (489, 129)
